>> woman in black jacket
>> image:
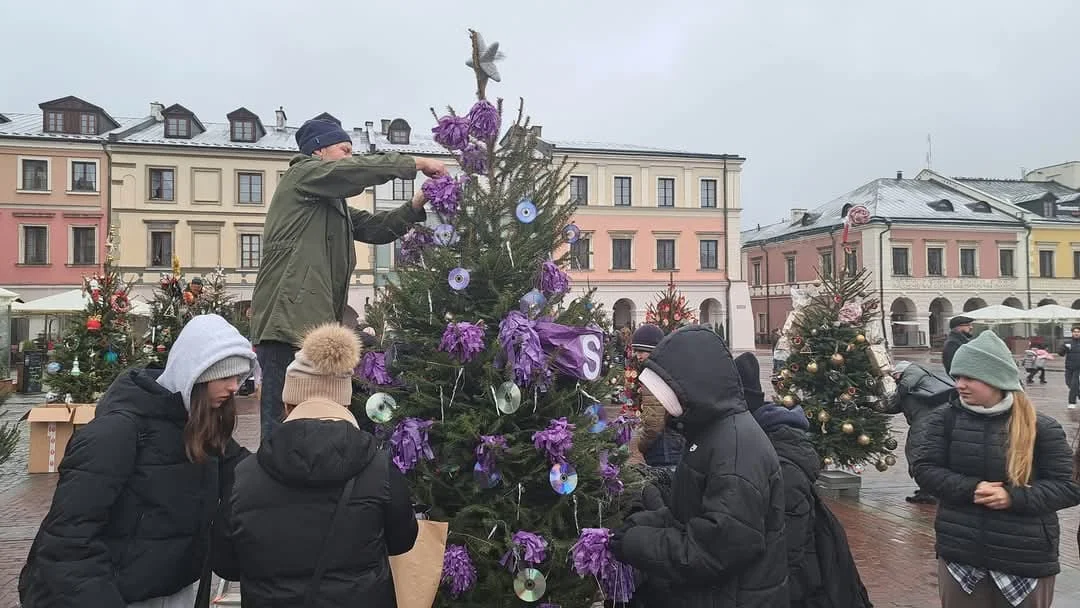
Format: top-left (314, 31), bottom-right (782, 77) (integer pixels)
top-left (912, 330), bottom-right (1080, 608)
top-left (19, 314), bottom-right (256, 608)
top-left (214, 323), bottom-right (418, 607)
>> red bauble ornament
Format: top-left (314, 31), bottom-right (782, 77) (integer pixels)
top-left (86, 317), bottom-right (102, 332)
top-left (156, 344), bottom-right (167, 353)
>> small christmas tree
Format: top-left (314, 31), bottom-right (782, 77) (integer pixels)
top-left (0, 384), bottom-right (19, 466)
top-left (48, 255), bottom-right (141, 403)
top-left (144, 255), bottom-right (192, 367)
top-left (643, 275), bottom-right (696, 334)
top-left (191, 266), bottom-right (236, 321)
top-left (774, 268), bottom-right (897, 470)
top-left (362, 30), bottom-right (639, 606)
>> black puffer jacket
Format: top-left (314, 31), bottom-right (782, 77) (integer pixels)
top-left (615, 327), bottom-right (788, 607)
top-left (19, 368), bottom-right (238, 607)
top-left (941, 331), bottom-right (972, 375)
top-left (912, 400), bottom-right (1080, 578)
top-left (214, 402), bottom-right (418, 607)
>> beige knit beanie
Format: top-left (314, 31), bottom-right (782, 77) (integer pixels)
top-left (281, 323), bottom-right (362, 406)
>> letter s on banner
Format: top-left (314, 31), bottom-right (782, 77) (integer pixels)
top-left (580, 334), bottom-right (602, 380)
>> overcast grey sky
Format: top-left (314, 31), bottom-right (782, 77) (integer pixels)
top-left (2, 0), bottom-right (1077, 227)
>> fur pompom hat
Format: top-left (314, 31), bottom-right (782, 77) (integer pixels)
top-left (282, 323), bottom-right (362, 406)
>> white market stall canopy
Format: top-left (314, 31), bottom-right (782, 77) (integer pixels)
top-left (0, 287), bottom-right (19, 299)
top-left (11, 289), bottom-right (150, 316)
top-left (957, 304), bottom-right (1030, 324)
top-left (1027, 304), bottom-right (1080, 323)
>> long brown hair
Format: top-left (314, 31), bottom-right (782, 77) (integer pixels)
top-left (184, 382), bottom-right (237, 464)
top-left (1007, 391), bottom-right (1038, 487)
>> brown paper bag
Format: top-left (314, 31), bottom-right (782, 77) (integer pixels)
top-left (390, 519), bottom-right (449, 608)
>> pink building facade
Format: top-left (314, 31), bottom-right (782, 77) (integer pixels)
top-left (0, 97), bottom-right (132, 300)
top-left (743, 176), bottom-right (1028, 348)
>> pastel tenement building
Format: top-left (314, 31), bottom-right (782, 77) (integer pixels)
top-left (743, 170), bottom-right (1080, 349)
top-left (2, 99), bottom-right (754, 350)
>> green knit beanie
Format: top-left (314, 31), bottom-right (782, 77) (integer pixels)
top-left (949, 330), bottom-right (1022, 391)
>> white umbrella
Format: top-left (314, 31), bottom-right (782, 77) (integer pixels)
top-left (1027, 304), bottom-right (1080, 323)
top-left (958, 304), bottom-right (1029, 324)
top-left (12, 289), bottom-right (150, 316)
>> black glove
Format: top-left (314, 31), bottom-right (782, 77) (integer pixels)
top-left (641, 483), bottom-right (665, 511)
top-left (609, 526), bottom-right (628, 562)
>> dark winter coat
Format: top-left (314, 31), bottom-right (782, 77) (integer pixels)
top-left (213, 402), bottom-right (418, 608)
top-left (912, 400), bottom-right (1080, 578)
top-left (941, 330), bottom-right (972, 375)
top-left (753, 404), bottom-right (823, 607)
top-left (19, 368), bottom-right (244, 607)
top-left (615, 327), bottom-right (788, 608)
top-left (251, 153), bottom-right (424, 347)
top-left (1058, 338), bottom-right (1080, 370)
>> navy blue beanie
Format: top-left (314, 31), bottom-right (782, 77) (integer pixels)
top-left (296, 119), bottom-right (352, 155)
top-left (631, 324), bottom-right (664, 351)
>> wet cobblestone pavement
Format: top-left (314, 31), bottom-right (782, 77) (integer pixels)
top-left (2, 351), bottom-right (1080, 607)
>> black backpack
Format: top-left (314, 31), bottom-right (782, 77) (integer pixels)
top-left (806, 485), bottom-right (873, 608)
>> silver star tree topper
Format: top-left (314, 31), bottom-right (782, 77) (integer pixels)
top-left (467, 29), bottom-right (505, 99)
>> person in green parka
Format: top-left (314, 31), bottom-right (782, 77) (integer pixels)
top-left (251, 118), bottom-right (446, 441)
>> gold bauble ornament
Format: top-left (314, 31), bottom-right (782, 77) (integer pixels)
top-left (855, 334), bottom-right (866, 343)
top-left (884, 454), bottom-right (897, 466)
top-left (817, 410), bottom-right (831, 423)
top-left (839, 392), bottom-right (853, 402)
top-left (823, 457), bottom-right (834, 466)
top-left (857, 434), bottom-right (871, 446)
top-left (841, 422), bottom-right (855, 434)
top-left (780, 369), bottom-right (793, 380)
top-left (831, 353), bottom-right (845, 366)
top-left (781, 394), bottom-right (796, 408)
top-left (875, 460), bottom-right (889, 472)
top-left (806, 361), bottom-right (819, 374)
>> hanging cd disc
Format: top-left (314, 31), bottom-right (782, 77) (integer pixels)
top-left (513, 568), bottom-right (547, 602)
top-left (515, 199), bottom-right (537, 223)
top-left (472, 462), bottom-right (502, 489)
top-left (365, 392), bottom-right (397, 424)
top-left (549, 462), bottom-right (578, 495)
top-left (584, 402), bottom-right (607, 433)
top-left (433, 223), bottom-right (458, 246)
top-left (495, 381), bottom-right (522, 414)
top-left (563, 223), bottom-right (580, 244)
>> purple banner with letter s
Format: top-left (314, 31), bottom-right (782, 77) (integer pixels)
top-left (534, 321), bottom-right (605, 381)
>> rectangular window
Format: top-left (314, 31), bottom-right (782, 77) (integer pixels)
top-left (21, 159), bottom-right (48, 191)
top-left (700, 239), bottom-right (718, 269)
top-left (1039, 250), bottom-right (1054, 278)
top-left (701, 179), bottom-right (717, 208)
top-left (927, 247), bottom-right (944, 276)
top-left (892, 247), bottom-right (910, 275)
top-left (149, 168), bottom-right (175, 201)
top-left (72, 226), bottom-right (96, 265)
top-left (999, 249), bottom-right (1015, 277)
top-left (657, 178), bottom-right (675, 207)
top-left (1074, 251), bottom-right (1080, 279)
top-left (959, 248), bottom-right (977, 277)
top-left (238, 172), bottom-right (263, 204)
top-left (785, 256), bottom-right (796, 283)
top-left (150, 231), bottom-right (173, 267)
top-left (570, 237), bottom-right (591, 270)
top-left (845, 249), bottom-right (858, 274)
top-left (819, 249), bottom-right (834, 278)
top-left (614, 177), bottom-right (632, 206)
top-left (46, 112), bottom-right (63, 132)
top-left (656, 239), bottom-right (675, 270)
top-left (240, 234), bottom-right (261, 268)
top-left (165, 117), bottom-right (190, 138)
top-left (231, 121), bottom-right (255, 141)
top-left (570, 176), bottom-right (588, 205)
top-left (80, 113), bottom-right (96, 135)
top-left (393, 179), bottom-right (414, 201)
top-left (612, 238), bottom-right (632, 270)
top-left (752, 261), bottom-right (762, 286)
top-left (22, 226), bottom-right (48, 265)
top-left (71, 161), bottom-right (97, 192)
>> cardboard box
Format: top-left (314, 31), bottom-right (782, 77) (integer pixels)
top-left (71, 404), bottom-right (96, 427)
top-left (20, 404), bottom-right (74, 473)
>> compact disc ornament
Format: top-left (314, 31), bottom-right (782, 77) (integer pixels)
top-left (513, 568), bottom-right (547, 602)
top-left (472, 462), bottom-right (502, 489)
top-left (584, 402), bottom-right (607, 433)
top-left (519, 289), bottom-right (547, 316)
top-left (433, 223), bottom-right (458, 246)
top-left (549, 462), bottom-right (578, 495)
top-left (365, 392), bottom-right (397, 423)
top-left (515, 199), bottom-right (537, 223)
top-left (562, 223), bottom-right (580, 244)
top-left (495, 381), bottom-right (523, 414)
top-left (448, 267), bottom-right (471, 290)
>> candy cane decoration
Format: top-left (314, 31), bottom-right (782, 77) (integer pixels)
top-left (842, 204), bottom-right (871, 247)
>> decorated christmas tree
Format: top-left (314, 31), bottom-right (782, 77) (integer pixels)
top-left (47, 252), bottom-right (141, 403)
top-left (191, 266), bottom-right (236, 321)
top-left (363, 30), bottom-right (639, 607)
top-left (0, 384), bottom-right (19, 466)
top-left (774, 268), bottom-right (897, 470)
top-left (143, 255), bottom-right (193, 367)
top-left (643, 276), bottom-right (696, 334)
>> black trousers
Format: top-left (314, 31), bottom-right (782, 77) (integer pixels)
top-left (255, 340), bottom-right (298, 443)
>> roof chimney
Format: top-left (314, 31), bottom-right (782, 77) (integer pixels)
top-left (896, 170), bottom-right (903, 180)
top-left (365, 120), bottom-right (374, 132)
top-left (530, 125), bottom-right (542, 136)
top-left (150, 101), bottom-right (164, 121)
top-left (790, 208), bottom-right (807, 224)
top-left (380, 119), bottom-right (391, 135)
top-left (275, 106), bottom-right (287, 130)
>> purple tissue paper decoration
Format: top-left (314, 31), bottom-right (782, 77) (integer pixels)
top-left (571, 528), bottom-right (636, 603)
top-left (458, 142), bottom-right (488, 175)
top-left (498, 310), bottom-right (551, 387)
top-left (474, 434), bottom-right (507, 476)
top-left (390, 417), bottom-right (434, 474)
top-left (533, 320), bottom-right (605, 382)
top-left (422, 175), bottom-right (464, 217)
top-left (357, 351), bottom-right (395, 386)
top-left (441, 544), bottom-right (477, 598)
top-left (599, 451), bottom-right (624, 495)
top-left (500, 530), bottom-right (549, 571)
top-left (432, 115), bottom-right (470, 151)
top-left (466, 100), bottom-right (500, 140)
top-left (439, 321), bottom-right (487, 363)
top-left (397, 227), bottom-right (434, 265)
top-left (611, 415), bottom-right (637, 447)
top-left (539, 260), bottom-right (571, 296)
top-left (532, 417), bottom-right (575, 465)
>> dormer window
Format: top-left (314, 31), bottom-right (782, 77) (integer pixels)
top-left (226, 108), bottom-right (266, 143)
top-left (166, 117), bottom-right (190, 138)
top-left (46, 111), bottom-right (64, 132)
top-left (160, 104), bottom-right (205, 140)
top-left (1042, 200), bottom-right (1057, 217)
top-left (37, 96), bottom-right (119, 136)
top-left (232, 120), bottom-right (255, 142)
top-left (80, 113), bottom-right (97, 135)
top-left (966, 202), bottom-right (992, 213)
top-left (927, 199), bottom-right (954, 212)
top-left (388, 118), bottom-right (411, 144)
top-left (841, 203), bottom-right (852, 218)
